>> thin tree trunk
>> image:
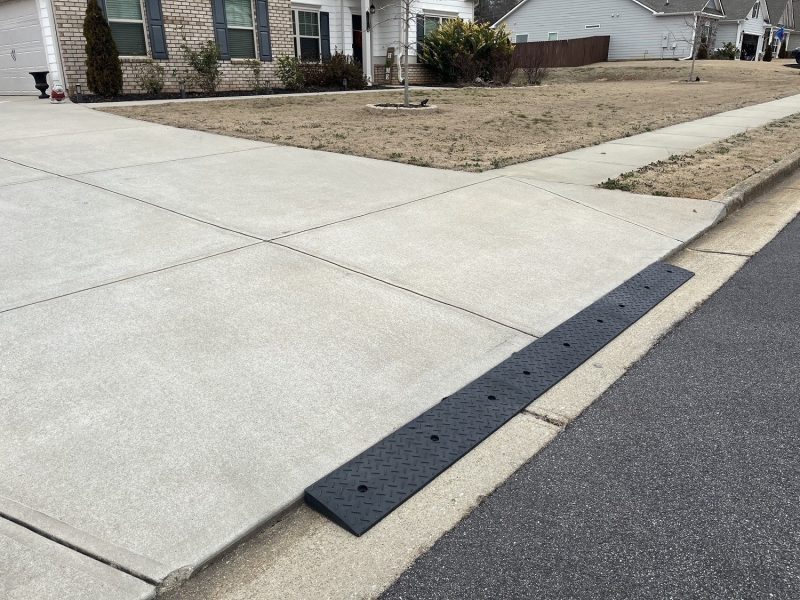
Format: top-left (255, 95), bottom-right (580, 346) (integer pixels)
top-left (404, 0), bottom-right (410, 107)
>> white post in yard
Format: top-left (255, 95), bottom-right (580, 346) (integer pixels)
top-left (362, 0), bottom-right (372, 84)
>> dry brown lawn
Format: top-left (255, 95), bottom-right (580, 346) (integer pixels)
top-left (599, 113), bottom-right (800, 200)
top-left (104, 59), bottom-right (800, 172)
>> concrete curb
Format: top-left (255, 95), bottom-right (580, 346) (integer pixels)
top-left (660, 145), bottom-right (800, 260)
top-left (712, 145), bottom-right (800, 214)
top-left (366, 103), bottom-right (440, 114)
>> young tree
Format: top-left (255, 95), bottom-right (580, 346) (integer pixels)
top-left (83, 0), bottom-right (123, 96)
top-left (372, 0), bottom-right (417, 106)
top-left (687, 1), bottom-right (712, 83)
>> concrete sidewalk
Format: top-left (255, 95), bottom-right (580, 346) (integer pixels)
top-left (1, 92), bottom-right (798, 598)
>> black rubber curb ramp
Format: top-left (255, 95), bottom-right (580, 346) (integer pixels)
top-left (306, 262), bottom-right (693, 535)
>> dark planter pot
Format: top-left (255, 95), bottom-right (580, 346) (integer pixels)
top-left (29, 71), bottom-right (50, 99)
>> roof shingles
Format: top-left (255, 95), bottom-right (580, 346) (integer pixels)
top-left (636, 0), bottom-right (725, 15)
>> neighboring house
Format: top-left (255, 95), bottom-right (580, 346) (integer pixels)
top-left (493, 0), bottom-right (725, 61)
top-left (0, 0), bottom-right (472, 96)
top-left (717, 0), bottom-right (795, 59)
top-left (716, 0), bottom-right (770, 58)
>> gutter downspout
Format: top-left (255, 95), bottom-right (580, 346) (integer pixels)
top-left (687, 12), bottom-right (698, 60)
top-left (44, 0), bottom-right (66, 90)
top-left (397, 3), bottom-right (405, 83)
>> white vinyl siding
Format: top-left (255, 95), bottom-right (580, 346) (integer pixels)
top-left (495, 0), bottom-right (700, 60)
top-left (715, 22), bottom-right (739, 48)
top-left (106, 0), bottom-right (147, 56)
top-left (225, 0), bottom-right (256, 58)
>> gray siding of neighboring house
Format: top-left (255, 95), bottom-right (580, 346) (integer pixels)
top-left (716, 22), bottom-right (740, 47)
top-left (497, 0), bottom-right (698, 60)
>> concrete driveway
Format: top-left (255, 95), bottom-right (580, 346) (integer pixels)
top-left (0, 95), bottom-right (733, 598)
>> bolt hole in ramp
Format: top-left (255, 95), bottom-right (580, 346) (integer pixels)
top-left (305, 262), bottom-right (693, 536)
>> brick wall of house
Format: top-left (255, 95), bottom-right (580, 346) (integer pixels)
top-left (372, 63), bottom-right (440, 86)
top-left (52, 0), bottom-right (295, 95)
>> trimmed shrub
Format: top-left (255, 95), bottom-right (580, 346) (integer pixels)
top-left (244, 59), bottom-right (271, 94)
top-left (763, 43), bottom-right (773, 62)
top-left (83, 0), bottom-right (122, 97)
top-left (181, 40), bottom-right (221, 93)
top-left (299, 62), bottom-right (327, 87)
top-left (133, 60), bottom-right (165, 95)
top-left (712, 42), bottom-right (737, 60)
top-left (420, 20), bottom-right (514, 84)
top-left (323, 52), bottom-right (367, 89)
top-left (277, 56), bottom-right (304, 90)
top-left (281, 53), bottom-right (367, 91)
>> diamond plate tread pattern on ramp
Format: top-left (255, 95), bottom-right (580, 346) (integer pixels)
top-left (305, 262), bottom-right (694, 536)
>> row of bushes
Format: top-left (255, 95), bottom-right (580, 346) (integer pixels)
top-left (277, 53), bottom-right (367, 91)
top-left (85, 0), bottom-right (363, 97)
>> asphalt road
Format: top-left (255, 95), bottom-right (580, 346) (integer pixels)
top-left (382, 215), bottom-right (800, 600)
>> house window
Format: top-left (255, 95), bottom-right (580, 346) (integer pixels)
top-left (292, 9), bottom-right (320, 61)
top-left (752, 2), bottom-right (760, 18)
top-left (423, 15), bottom-right (452, 37)
top-left (548, 32), bottom-right (558, 41)
top-left (225, 0), bottom-right (256, 58)
top-left (515, 34), bottom-right (528, 43)
top-left (106, 0), bottom-right (147, 56)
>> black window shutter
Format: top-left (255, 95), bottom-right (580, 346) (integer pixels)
top-left (416, 14), bottom-right (425, 55)
top-left (144, 0), bottom-right (168, 59)
top-left (320, 12), bottom-right (331, 61)
top-left (255, 0), bottom-right (272, 61)
top-left (95, 0), bottom-right (107, 18)
top-left (211, 0), bottom-right (230, 60)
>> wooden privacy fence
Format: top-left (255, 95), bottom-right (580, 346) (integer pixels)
top-left (513, 36), bottom-right (610, 69)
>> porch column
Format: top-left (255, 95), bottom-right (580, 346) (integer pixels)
top-left (736, 23), bottom-right (743, 59)
top-left (361, 0), bottom-right (372, 84)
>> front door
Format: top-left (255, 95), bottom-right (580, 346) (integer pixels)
top-left (352, 15), bottom-right (363, 65)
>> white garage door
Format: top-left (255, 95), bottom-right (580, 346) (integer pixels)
top-left (0, 0), bottom-right (48, 95)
